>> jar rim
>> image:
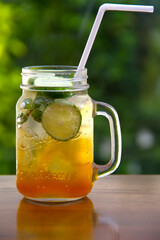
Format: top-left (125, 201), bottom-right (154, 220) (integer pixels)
top-left (22, 65), bottom-right (87, 76)
top-left (21, 65), bottom-right (89, 92)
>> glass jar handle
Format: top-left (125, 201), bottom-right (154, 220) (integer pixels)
top-left (93, 101), bottom-right (122, 178)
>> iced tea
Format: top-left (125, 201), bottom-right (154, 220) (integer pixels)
top-left (16, 90), bottom-right (94, 201)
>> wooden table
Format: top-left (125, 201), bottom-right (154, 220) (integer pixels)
top-left (0, 175), bottom-right (160, 240)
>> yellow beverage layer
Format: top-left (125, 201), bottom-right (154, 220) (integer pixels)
top-left (17, 135), bottom-right (93, 198)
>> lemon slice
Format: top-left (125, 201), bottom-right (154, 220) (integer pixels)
top-left (42, 101), bottom-right (82, 141)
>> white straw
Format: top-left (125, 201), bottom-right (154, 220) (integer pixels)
top-left (76, 3), bottom-right (154, 76)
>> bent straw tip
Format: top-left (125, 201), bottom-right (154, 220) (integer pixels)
top-left (150, 6), bottom-right (154, 13)
top-left (99, 3), bottom-right (154, 13)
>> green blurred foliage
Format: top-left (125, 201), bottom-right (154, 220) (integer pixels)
top-left (0, 0), bottom-right (159, 174)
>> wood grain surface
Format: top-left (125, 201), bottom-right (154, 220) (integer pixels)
top-left (0, 175), bottom-right (160, 240)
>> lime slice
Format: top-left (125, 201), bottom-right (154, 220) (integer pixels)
top-left (42, 101), bottom-right (82, 141)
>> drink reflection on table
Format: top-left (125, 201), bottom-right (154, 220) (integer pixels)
top-left (17, 197), bottom-right (119, 240)
top-left (17, 197), bottom-right (93, 240)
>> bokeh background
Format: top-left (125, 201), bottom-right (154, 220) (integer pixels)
top-left (0, 0), bottom-right (159, 174)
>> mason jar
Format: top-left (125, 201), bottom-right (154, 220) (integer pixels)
top-left (16, 66), bottom-right (121, 202)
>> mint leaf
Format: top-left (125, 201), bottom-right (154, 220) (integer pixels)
top-left (31, 95), bottom-right (53, 122)
top-left (17, 112), bottom-right (28, 124)
top-left (31, 109), bottom-right (42, 122)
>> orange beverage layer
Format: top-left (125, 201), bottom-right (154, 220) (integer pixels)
top-left (17, 135), bottom-right (94, 199)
